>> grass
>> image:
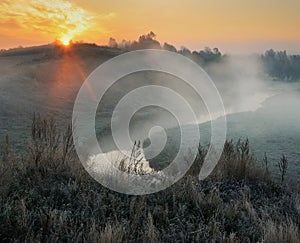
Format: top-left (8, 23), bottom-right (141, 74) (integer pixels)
top-left (0, 115), bottom-right (299, 242)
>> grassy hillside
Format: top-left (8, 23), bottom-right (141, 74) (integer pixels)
top-left (0, 116), bottom-right (299, 242)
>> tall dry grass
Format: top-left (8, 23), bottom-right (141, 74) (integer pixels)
top-left (0, 115), bottom-right (299, 242)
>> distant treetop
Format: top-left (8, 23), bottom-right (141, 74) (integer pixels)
top-left (107, 32), bottom-right (224, 65)
top-left (262, 49), bottom-right (300, 82)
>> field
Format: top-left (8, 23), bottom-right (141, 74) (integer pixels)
top-left (1, 44), bottom-right (300, 242)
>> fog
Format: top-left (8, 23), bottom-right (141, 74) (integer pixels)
top-left (0, 45), bottom-right (300, 177)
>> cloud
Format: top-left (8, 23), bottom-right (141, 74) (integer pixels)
top-left (0, 0), bottom-right (113, 42)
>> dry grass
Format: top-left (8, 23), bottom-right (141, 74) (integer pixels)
top-left (0, 115), bottom-right (299, 242)
top-left (99, 224), bottom-right (123, 243)
top-left (263, 218), bottom-right (299, 243)
top-left (189, 139), bottom-right (265, 182)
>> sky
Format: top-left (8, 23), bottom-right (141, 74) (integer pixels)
top-left (0, 0), bottom-right (299, 54)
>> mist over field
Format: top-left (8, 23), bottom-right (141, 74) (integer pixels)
top-left (0, 42), bottom-right (300, 180)
top-left (1, 29), bottom-right (300, 243)
top-left (1, 0), bottom-right (300, 240)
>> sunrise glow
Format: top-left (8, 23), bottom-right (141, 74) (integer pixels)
top-left (60, 36), bottom-right (71, 46)
top-left (0, 0), bottom-right (299, 53)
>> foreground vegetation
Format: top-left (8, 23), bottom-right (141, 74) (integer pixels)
top-left (0, 115), bottom-right (299, 242)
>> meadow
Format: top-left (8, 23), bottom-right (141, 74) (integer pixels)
top-left (1, 42), bottom-right (300, 242)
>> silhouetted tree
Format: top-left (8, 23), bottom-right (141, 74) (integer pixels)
top-left (198, 47), bottom-right (221, 63)
top-left (262, 49), bottom-right (300, 82)
top-left (108, 37), bottom-right (118, 48)
top-left (163, 42), bottom-right (177, 52)
top-left (120, 39), bottom-right (131, 49)
top-left (131, 31), bottom-right (161, 49)
top-left (178, 47), bottom-right (192, 57)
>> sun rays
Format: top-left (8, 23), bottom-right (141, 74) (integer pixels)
top-left (0, 0), bottom-right (98, 44)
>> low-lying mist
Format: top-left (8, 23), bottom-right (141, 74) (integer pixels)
top-left (0, 44), bottom-right (300, 178)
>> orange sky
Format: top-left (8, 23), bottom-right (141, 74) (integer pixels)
top-left (0, 0), bottom-right (299, 53)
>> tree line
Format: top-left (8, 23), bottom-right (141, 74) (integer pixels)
top-left (108, 32), bottom-right (300, 82)
top-left (108, 31), bottom-right (223, 66)
top-left (262, 49), bottom-right (300, 82)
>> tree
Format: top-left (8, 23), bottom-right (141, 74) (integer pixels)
top-left (262, 49), bottom-right (300, 82)
top-left (120, 39), bottom-right (131, 49)
top-left (178, 47), bottom-right (191, 57)
top-left (108, 37), bottom-right (118, 48)
top-left (163, 42), bottom-right (177, 52)
top-left (131, 31), bottom-right (161, 49)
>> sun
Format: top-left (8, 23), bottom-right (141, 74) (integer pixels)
top-left (62, 40), bottom-right (70, 46)
top-left (60, 36), bottom-right (72, 46)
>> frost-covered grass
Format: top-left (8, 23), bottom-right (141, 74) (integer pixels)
top-left (0, 115), bottom-right (299, 242)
